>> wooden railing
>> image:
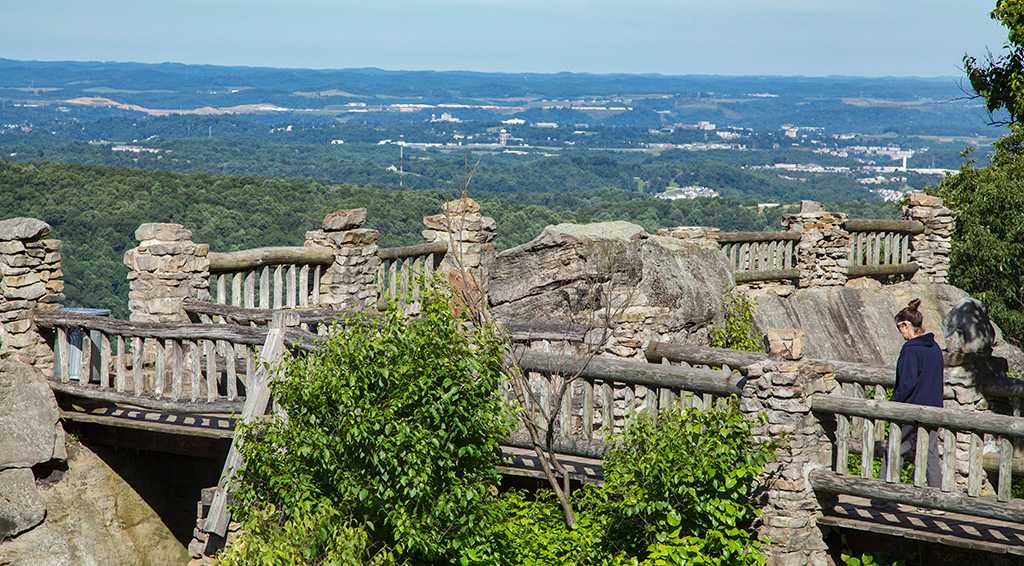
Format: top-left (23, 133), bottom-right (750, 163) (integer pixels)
top-left (376, 241), bottom-right (447, 305)
top-left (717, 231), bottom-right (800, 284)
top-left (207, 246), bottom-right (334, 309)
top-left (810, 395), bottom-right (1024, 522)
top-left (515, 350), bottom-right (742, 448)
top-left (37, 309), bottom-right (313, 410)
top-left (845, 219), bottom-right (923, 278)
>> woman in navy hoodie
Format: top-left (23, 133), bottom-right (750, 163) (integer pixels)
top-left (886, 298), bottom-right (944, 488)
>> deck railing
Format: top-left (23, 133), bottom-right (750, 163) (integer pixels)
top-left (845, 219), bottom-right (923, 278)
top-left (717, 231), bottom-right (800, 284)
top-left (37, 309), bottom-right (313, 410)
top-left (514, 350), bottom-right (742, 448)
top-left (376, 241), bottom-right (447, 305)
top-left (810, 394), bottom-right (1024, 521)
top-left (207, 246), bottom-right (334, 309)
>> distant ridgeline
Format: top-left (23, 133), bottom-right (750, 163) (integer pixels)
top-left (0, 159), bottom-right (898, 316)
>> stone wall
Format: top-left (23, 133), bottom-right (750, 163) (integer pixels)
top-left (0, 218), bottom-right (63, 372)
top-left (422, 197), bottom-right (496, 301)
top-left (304, 208), bottom-right (380, 311)
top-left (905, 192), bottom-right (954, 284)
top-left (655, 226), bottom-right (720, 250)
top-left (739, 329), bottom-right (835, 566)
top-left (123, 223), bottom-right (210, 323)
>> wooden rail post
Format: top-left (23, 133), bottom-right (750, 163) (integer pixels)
top-left (200, 310), bottom-right (299, 552)
top-left (739, 329), bottom-right (837, 565)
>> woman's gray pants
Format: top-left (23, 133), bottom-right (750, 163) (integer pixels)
top-left (881, 424), bottom-right (942, 488)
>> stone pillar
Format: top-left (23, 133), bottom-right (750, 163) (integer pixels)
top-left (304, 208), bottom-right (380, 311)
top-left (655, 226), bottom-right (720, 249)
top-left (123, 223), bottom-right (210, 323)
top-left (0, 218), bottom-right (63, 372)
top-left (422, 197), bottom-right (496, 300)
top-left (784, 201), bottom-right (849, 288)
top-left (903, 192), bottom-right (953, 284)
top-left (740, 329), bottom-right (836, 566)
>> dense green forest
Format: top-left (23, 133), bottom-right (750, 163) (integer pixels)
top-left (0, 159), bottom-right (897, 316)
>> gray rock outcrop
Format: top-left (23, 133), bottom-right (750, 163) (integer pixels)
top-left (0, 468), bottom-right (46, 539)
top-left (490, 222), bottom-right (734, 355)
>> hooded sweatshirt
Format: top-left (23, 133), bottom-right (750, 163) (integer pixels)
top-left (892, 332), bottom-right (944, 407)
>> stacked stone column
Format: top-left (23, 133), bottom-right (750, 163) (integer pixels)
top-left (123, 223), bottom-right (210, 323)
top-left (783, 201), bottom-right (850, 288)
top-left (739, 329), bottom-right (836, 566)
top-left (304, 208), bottom-right (380, 311)
top-left (903, 192), bottom-right (954, 284)
top-left (422, 197), bottom-right (497, 301)
top-left (0, 218), bottom-right (63, 372)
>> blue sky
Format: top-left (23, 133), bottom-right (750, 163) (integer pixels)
top-left (0, 0), bottom-right (1009, 76)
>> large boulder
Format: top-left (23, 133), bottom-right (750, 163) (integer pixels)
top-left (490, 222), bottom-right (734, 348)
top-left (0, 468), bottom-right (46, 538)
top-left (0, 443), bottom-right (189, 565)
top-left (0, 359), bottom-right (63, 469)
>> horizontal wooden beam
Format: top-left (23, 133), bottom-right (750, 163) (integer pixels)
top-left (644, 342), bottom-right (897, 387)
top-left (517, 350), bottom-right (743, 396)
top-left (505, 429), bottom-right (608, 459)
top-left (208, 246), bottom-right (334, 272)
top-left (847, 263), bottom-right (919, 278)
top-left (734, 268), bottom-right (800, 283)
top-left (845, 219), bottom-right (925, 234)
top-left (379, 241), bottom-right (448, 261)
top-left (50, 379), bottom-right (245, 414)
top-left (503, 319), bottom-right (588, 343)
top-left (59, 410), bottom-right (236, 439)
top-left (36, 310), bottom-right (271, 345)
top-left (810, 469), bottom-right (1024, 524)
top-left (184, 299), bottom-right (353, 326)
top-left (810, 394), bottom-right (1024, 438)
top-left (816, 513), bottom-right (1024, 557)
top-left (718, 231), bottom-right (801, 243)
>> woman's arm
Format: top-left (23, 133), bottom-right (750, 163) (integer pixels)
top-left (891, 349), bottom-right (919, 403)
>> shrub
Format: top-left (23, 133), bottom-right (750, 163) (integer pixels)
top-left (710, 293), bottom-right (762, 352)
top-left (222, 283), bottom-right (514, 564)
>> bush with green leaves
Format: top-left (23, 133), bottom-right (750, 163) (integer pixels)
top-left (221, 284), bottom-right (514, 564)
top-left (710, 292), bottom-right (763, 352)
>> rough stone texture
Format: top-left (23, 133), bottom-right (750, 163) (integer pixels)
top-left (0, 218), bottom-right (62, 372)
top-left (740, 333), bottom-right (836, 566)
top-left (306, 209), bottom-right (380, 310)
top-left (422, 197), bottom-right (496, 299)
top-left (0, 467), bottom-right (46, 538)
top-left (655, 226), bottom-right (720, 250)
top-left (124, 223), bottom-right (210, 323)
top-left (0, 218), bottom-right (51, 242)
top-left (905, 192), bottom-right (953, 284)
top-left (783, 201), bottom-right (849, 288)
top-left (0, 360), bottom-right (63, 469)
top-left (490, 221), bottom-right (733, 358)
top-left (0, 443), bottom-right (189, 565)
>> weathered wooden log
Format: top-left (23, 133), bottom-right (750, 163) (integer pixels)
top-left (810, 469), bottom-right (1024, 524)
top-left (36, 310), bottom-right (272, 344)
top-left (517, 350), bottom-right (744, 396)
top-left (718, 231), bottom-right (801, 243)
top-left (645, 342), bottom-right (897, 386)
top-left (184, 299), bottom-right (354, 326)
top-left (503, 320), bottom-right (588, 343)
top-left (733, 268), bottom-right (800, 283)
top-left (505, 429), bottom-right (608, 459)
top-left (48, 380), bottom-right (245, 414)
top-left (844, 219), bottom-right (925, 234)
top-left (208, 246), bottom-right (334, 272)
top-left (379, 241), bottom-right (448, 261)
top-left (847, 263), bottom-right (919, 278)
top-left (810, 394), bottom-right (1024, 438)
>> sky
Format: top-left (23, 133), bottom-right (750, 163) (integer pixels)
top-left (0, 0), bottom-right (1010, 76)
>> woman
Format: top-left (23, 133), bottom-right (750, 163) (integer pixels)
top-left (887, 298), bottom-right (943, 488)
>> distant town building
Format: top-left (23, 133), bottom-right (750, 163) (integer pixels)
top-left (498, 129), bottom-right (512, 146)
top-left (532, 122), bottom-right (559, 129)
top-left (430, 112), bottom-right (461, 123)
top-left (656, 186), bottom-right (720, 200)
top-left (697, 121), bottom-right (716, 131)
top-left (330, 139), bottom-right (345, 145)
top-left (501, 118), bottom-right (526, 125)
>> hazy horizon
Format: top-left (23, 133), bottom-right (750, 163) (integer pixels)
top-left (0, 1), bottom-right (1008, 77)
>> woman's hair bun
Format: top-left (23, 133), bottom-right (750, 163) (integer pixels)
top-left (908, 298), bottom-right (921, 311)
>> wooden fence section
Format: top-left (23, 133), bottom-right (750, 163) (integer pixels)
top-left (515, 350), bottom-right (742, 445)
top-left (717, 231), bottom-right (800, 284)
top-left (207, 246), bottom-right (334, 310)
top-left (37, 309), bottom-right (311, 410)
top-left (376, 241), bottom-right (447, 306)
top-left (811, 395), bottom-right (1024, 522)
top-left (845, 219), bottom-right (922, 278)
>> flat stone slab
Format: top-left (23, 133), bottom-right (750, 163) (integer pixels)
top-left (0, 218), bottom-right (51, 241)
